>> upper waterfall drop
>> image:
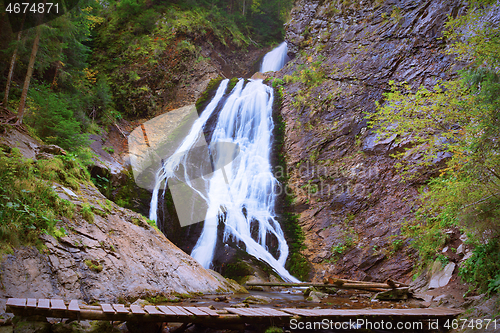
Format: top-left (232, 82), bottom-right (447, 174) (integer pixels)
top-left (260, 42), bottom-right (288, 72)
top-left (149, 42), bottom-right (298, 282)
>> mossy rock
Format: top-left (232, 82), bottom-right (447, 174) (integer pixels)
top-left (195, 76), bottom-right (223, 112)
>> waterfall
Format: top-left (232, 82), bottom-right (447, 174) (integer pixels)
top-left (150, 42), bottom-right (299, 282)
top-left (261, 42), bottom-right (288, 73)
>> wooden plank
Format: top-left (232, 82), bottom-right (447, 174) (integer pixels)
top-left (157, 305), bottom-right (177, 316)
top-left (6, 298), bottom-right (26, 308)
top-left (50, 299), bottom-right (66, 311)
top-left (257, 308), bottom-right (292, 317)
top-left (101, 304), bottom-right (115, 314)
top-left (281, 308), bottom-right (318, 317)
top-left (225, 307), bottom-right (271, 317)
top-left (26, 299), bottom-right (37, 308)
top-left (68, 300), bottom-right (80, 312)
top-left (112, 304), bottom-right (129, 314)
top-left (144, 305), bottom-right (163, 315)
top-left (196, 307), bottom-right (220, 317)
top-left (166, 306), bottom-right (192, 316)
top-left (225, 308), bottom-right (253, 317)
top-left (38, 299), bottom-right (50, 310)
top-left (243, 308), bottom-right (273, 317)
top-left (167, 305), bottom-right (191, 316)
top-left (129, 305), bottom-right (146, 315)
top-left (183, 306), bottom-right (210, 317)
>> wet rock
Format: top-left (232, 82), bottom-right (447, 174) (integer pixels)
top-left (51, 321), bottom-right (93, 333)
top-left (38, 144), bottom-right (67, 156)
top-left (362, 134), bottom-right (397, 155)
top-left (230, 303), bottom-right (248, 308)
top-left (13, 317), bottom-right (51, 333)
top-left (306, 292), bottom-right (323, 303)
top-left (243, 295), bottom-right (271, 304)
top-left (412, 293), bottom-right (433, 303)
top-left (375, 287), bottom-right (411, 300)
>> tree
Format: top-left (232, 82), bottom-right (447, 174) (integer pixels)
top-left (16, 26), bottom-right (40, 125)
top-left (3, 15), bottom-right (25, 108)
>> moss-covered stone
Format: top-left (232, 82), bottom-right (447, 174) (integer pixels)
top-left (195, 76), bottom-right (224, 112)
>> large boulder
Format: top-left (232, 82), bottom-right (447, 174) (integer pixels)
top-left (0, 181), bottom-right (239, 312)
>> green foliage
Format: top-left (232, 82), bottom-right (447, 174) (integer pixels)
top-left (283, 62), bottom-right (327, 109)
top-left (81, 203), bottom-right (95, 223)
top-left (227, 77), bottom-right (239, 93)
top-left (26, 83), bottom-right (90, 150)
top-left (369, 0), bottom-right (500, 291)
top-left (271, 78), bottom-right (284, 88)
top-left (331, 236), bottom-right (354, 256)
top-left (84, 259), bottom-right (103, 272)
top-left (0, 148), bottom-right (76, 252)
top-left (37, 154), bottom-right (91, 190)
top-left (459, 238), bottom-right (500, 294)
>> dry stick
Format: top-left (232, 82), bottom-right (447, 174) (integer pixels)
top-left (244, 282), bottom-right (397, 292)
top-left (104, 113), bottom-right (127, 139)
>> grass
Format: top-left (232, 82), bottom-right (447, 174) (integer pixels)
top-left (0, 148), bottom-right (82, 253)
top-left (84, 259), bottom-right (103, 272)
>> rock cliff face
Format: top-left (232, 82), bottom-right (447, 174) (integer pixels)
top-left (0, 128), bottom-right (238, 312)
top-left (276, 0), bottom-right (464, 282)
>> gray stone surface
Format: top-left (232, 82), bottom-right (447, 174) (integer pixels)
top-left (0, 179), bottom-right (239, 312)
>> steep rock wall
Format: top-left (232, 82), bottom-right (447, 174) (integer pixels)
top-left (276, 0), bottom-right (464, 282)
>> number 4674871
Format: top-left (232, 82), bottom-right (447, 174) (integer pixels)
top-left (5, 2), bottom-right (59, 14)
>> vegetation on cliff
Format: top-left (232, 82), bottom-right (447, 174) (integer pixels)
top-left (368, 0), bottom-right (500, 293)
top-left (0, 147), bottom-right (91, 253)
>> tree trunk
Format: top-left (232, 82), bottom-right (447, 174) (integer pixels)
top-left (3, 20), bottom-right (24, 107)
top-left (16, 26), bottom-right (41, 125)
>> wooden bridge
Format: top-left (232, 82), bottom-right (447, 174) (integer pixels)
top-left (6, 298), bottom-right (463, 330)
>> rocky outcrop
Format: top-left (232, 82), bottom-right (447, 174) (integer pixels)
top-left (276, 0), bottom-right (464, 282)
top-left (0, 127), bottom-right (239, 314)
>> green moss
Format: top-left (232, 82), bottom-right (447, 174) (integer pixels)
top-left (195, 76), bottom-right (223, 112)
top-left (226, 77), bottom-right (239, 93)
top-left (85, 259), bottom-right (103, 272)
top-left (223, 259), bottom-right (254, 283)
top-left (143, 294), bottom-right (179, 304)
top-left (80, 203), bottom-right (95, 223)
top-left (37, 155), bottom-right (91, 190)
top-left (271, 85), bottom-right (311, 282)
top-left (172, 292), bottom-right (192, 299)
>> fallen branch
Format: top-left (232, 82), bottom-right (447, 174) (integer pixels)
top-left (244, 281), bottom-right (401, 292)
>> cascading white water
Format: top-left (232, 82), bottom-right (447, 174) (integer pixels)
top-left (261, 42), bottom-right (288, 72)
top-left (150, 42), bottom-right (299, 282)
